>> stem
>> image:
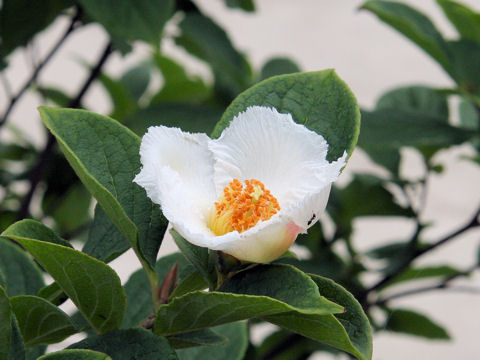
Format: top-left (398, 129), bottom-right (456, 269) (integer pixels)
top-left (365, 205), bottom-right (480, 294)
top-left (15, 42), bottom-right (114, 221)
top-left (0, 9), bottom-right (81, 130)
top-left (374, 264), bottom-right (478, 306)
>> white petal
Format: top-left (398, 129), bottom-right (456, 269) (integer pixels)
top-left (133, 126), bottom-right (216, 238)
top-left (209, 105), bottom-right (345, 218)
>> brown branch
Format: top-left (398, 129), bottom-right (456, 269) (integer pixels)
top-left (0, 9), bottom-right (82, 130)
top-left (374, 264), bottom-right (479, 306)
top-left (365, 205), bottom-right (480, 294)
top-left (15, 42), bottom-right (114, 220)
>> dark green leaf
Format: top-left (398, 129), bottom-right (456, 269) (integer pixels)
top-left (176, 322), bottom-right (248, 360)
top-left (68, 329), bottom-right (178, 360)
top-left (376, 85), bottom-right (449, 120)
top-left (120, 62), bottom-right (151, 101)
top-left (77, 0), bottom-right (174, 44)
top-left (385, 265), bottom-right (462, 287)
top-left (212, 70), bottom-right (360, 162)
top-left (175, 13), bottom-right (252, 101)
top-left (0, 286), bottom-right (11, 360)
top-left (171, 230), bottom-right (216, 290)
top-left (264, 275), bottom-right (372, 360)
top-left (49, 184), bottom-right (91, 234)
top-left (384, 308), bottom-right (450, 339)
top-left (37, 86), bottom-right (71, 107)
top-left (359, 109), bottom-right (473, 149)
top-left (458, 99), bottom-right (479, 130)
top-left (122, 253), bottom-right (195, 329)
top-left (38, 349), bottom-right (111, 360)
top-left (39, 107), bottom-right (168, 269)
top-left (10, 295), bottom-right (76, 346)
top-left (0, 0), bottom-right (73, 60)
top-left (225, 0), bottom-right (255, 12)
top-left (0, 238), bottom-right (44, 297)
top-left (11, 238), bottom-right (125, 334)
top-left (167, 328), bottom-right (227, 349)
top-left (437, 0), bottom-right (480, 42)
top-left (361, 1), bottom-right (451, 71)
top-left (446, 39), bottom-right (480, 92)
top-left (125, 103), bottom-right (222, 136)
top-left (154, 264), bottom-right (343, 336)
top-left (98, 73), bottom-right (136, 121)
top-left (38, 282), bottom-right (68, 306)
top-left (3, 220), bottom-right (72, 248)
top-left (260, 57), bottom-right (301, 80)
top-left (25, 345), bottom-right (47, 360)
top-left (7, 317), bottom-right (25, 360)
top-left (171, 271), bottom-right (208, 298)
top-left (82, 205), bottom-right (129, 263)
top-left (151, 55), bottom-right (211, 103)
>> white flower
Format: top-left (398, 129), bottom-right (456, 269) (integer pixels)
top-left (134, 106), bottom-right (346, 263)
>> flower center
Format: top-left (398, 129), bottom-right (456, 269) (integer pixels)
top-left (208, 178), bottom-right (280, 236)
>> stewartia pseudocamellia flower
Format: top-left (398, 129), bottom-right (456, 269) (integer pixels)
top-left (134, 106), bottom-right (346, 263)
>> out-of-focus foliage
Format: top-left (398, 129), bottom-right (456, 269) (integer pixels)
top-left (0, 0), bottom-right (479, 359)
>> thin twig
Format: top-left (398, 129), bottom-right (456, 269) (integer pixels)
top-left (15, 42), bottom-right (114, 220)
top-left (365, 205), bottom-right (480, 294)
top-left (0, 9), bottom-right (81, 130)
top-left (374, 264), bottom-right (479, 306)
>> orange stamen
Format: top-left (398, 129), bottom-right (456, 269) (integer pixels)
top-left (208, 178), bottom-right (280, 236)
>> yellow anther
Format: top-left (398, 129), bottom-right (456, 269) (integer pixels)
top-left (208, 178), bottom-right (280, 236)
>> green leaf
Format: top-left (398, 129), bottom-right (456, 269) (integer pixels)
top-left (0, 286), bottom-right (11, 360)
top-left (445, 39), bottom-right (480, 92)
top-left (176, 322), bottom-right (248, 360)
top-left (39, 107), bottom-right (168, 269)
top-left (361, 1), bottom-right (451, 72)
top-left (38, 349), bottom-right (111, 360)
top-left (384, 308), bottom-right (450, 340)
top-left (458, 99), bottom-right (479, 130)
top-left (167, 329), bottom-right (227, 349)
top-left (77, 0), bottom-right (174, 44)
top-left (175, 13), bottom-right (252, 101)
top-left (37, 86), bottom-right (71, 107)
top-left (7, 317), bottom-right (25, 360)
top-left (0, 238), bottom-right (45, 297)
top-left (49, 184), bottom-right (91, 234)
top-left (98, 73), bottom-right (136, 121)
top-left (125, 103), bottom-right (222, 136)
top-left (171, 271), bottom-right (208, 299)
top-left (82, 205), bottom-right (129, 263)
top-left (330, 175), bottom-right (413, 223)
top-left (437, 0), bottom-right (480, 42)
top-left (10, 295), bottom-right (76, 346)
top-left (385, 265), bottom-right (462, 288)
top-left (120, 62), bottom-right (151, 101)
top-left (260, 57), bottom-right (301, 80)
top-left (171, 230), bottom-right (216, 290)
top-left (151, 55), bottom-right (211, 104)
top-left (25, 345), bottom-right (46, 360)
top-left (359, 109), bottom-right (473, 149)
top-left (264, 275), bottom-right (372, 360)
top-left (154, 264), bottom-right (343, 336)
top-left (376, 85), bottom-right (449, 120)
top-left (225, 0), bottom-right (255, 12)
top-left (68, 329), bottom-right (178, 360)
top-left (11, 238), bottom-right (125, 334)
top-left (212, 70), bottom-right (360, 162)
top-left (122, 253), bottom-right (195, 329)
top-left (38, 282), bottom-right (68, 306)
top-left (3, 220), bottom-right (72, 248)
top-left (0, 0), bottom-right (73, 60)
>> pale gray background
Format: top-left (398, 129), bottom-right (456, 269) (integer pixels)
top-left (1, 0), bottom-right (479, 358)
